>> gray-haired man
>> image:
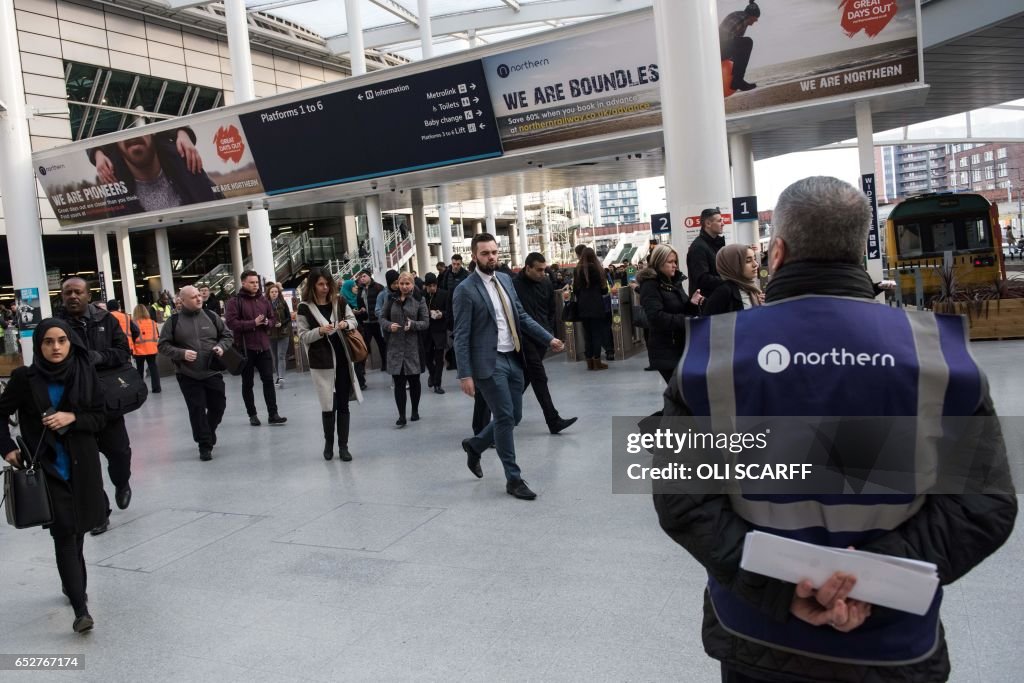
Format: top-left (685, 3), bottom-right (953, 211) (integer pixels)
top-left (158, 286), bottom-right (233, 461)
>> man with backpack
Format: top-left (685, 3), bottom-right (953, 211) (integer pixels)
top-left (158, 286), bottom-right (233, 461)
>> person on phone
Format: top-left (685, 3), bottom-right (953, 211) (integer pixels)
top-left (224, 271), bottom-right (286, 427)
top-left (266, 282), bottom-right (292, 387)
top-left (381, 272), bottom-right (430, 427)
top-left (158, 286), bottom-right (233, 461)
top-left (637, 244), bottom-right (705, 383)
top-left (295, 268), bottom-right (361, 461)
top-left (0, 319), bottom-right (107, 633)
top-left (353, 270), bottom-right (386, 387)
top-left (422, 273), bottom-right (450, 394)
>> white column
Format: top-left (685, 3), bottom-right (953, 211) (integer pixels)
top-left (438, 186), bottom-right (453, 262)
top-left (412, 188), bottom-right (430, 276)
top-left (225, 0), bottom-right (275, 281)
top-left (540, 192), bottom-right (551, 260)
top-left (417, 0), bottom-right (434, 59)
top-left (654, 0), bottom-right (733, 254)
top-left (473, 220), bottom-right (483, 235)
top-left (344, 0), bottom-right (366, 76)
top-left (517, 178), bottom-right (529, 259)
top-left (115, 228), bottom-right (137, 313)
top-left (365, 194), bottom-right (387, 281)
top-left (484, 177), bottom-right (496, 234)
top-left (93, 229), bottom-right (116, 302)
top-left (729, 133), bottom-right (758, 247)
top-left (855, 101), bottom-right (884, 290)
top-left (0, 0), bottom-right (51, 360)
top-left (508, 212), bottom-right (520, 266)
top-left (154, 227), bottom-right (175, 295)
top-left (230, 224), bottom-right (244, 283)
top-left (467, 28), bottom-right (478, 49)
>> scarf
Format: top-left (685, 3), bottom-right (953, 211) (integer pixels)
top-left (31, 318), bottom-right (96, 410)
top-left (715, 243), bottom-right (762, 306)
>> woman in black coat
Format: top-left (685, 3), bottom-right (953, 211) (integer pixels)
top-left (573, 247), bottom-right (612, 370)
top-left (703, 243), bottom-right (763, 315)
top-left (0, 319), bottom-right (107, 633)
top-left (637, 244), bottom-right (705, 382)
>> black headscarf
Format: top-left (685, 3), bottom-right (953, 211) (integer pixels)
top-left (32, 318), bottom-right (96, 409)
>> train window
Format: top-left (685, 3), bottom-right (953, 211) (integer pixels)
top-left (964, 218), bottom-right (990, 251)
top-left (897, 223), bottom-right (923, 257)
top-left (932, 221), bottom-right (957, 253)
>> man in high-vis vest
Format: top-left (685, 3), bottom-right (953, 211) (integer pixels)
top-left (653, 177), bottom-right (1017, 682)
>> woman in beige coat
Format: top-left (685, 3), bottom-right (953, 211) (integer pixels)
top-left (295, 268), bottom-right (362, 461)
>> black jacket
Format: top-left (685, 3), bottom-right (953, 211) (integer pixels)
top-left (57, 304), bottom-right (131, 371)
top-left (653, 262), bottom-right (1018, 683)
top-left (636, 268), bottom-right (699, 371)
top-left (702, 280), bottom-right (745, 315)
top-left (573, 265), bottom-right (608, 319)
top-left (0, 365), bottom-right (107, 535)
top-left (438, 266), bottom-right (469, 294)
top-left (423, 288), bottom-right (450, 348)
top-left (686, 230), bottom-right (726, 297)
top-left (356, 281), bottom-right (385, 323)
top-left (514, 271), bottom-right (556, 337)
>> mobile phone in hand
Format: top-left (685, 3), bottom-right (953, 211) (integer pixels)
top-left (42, 407), bottom-right (70, 435)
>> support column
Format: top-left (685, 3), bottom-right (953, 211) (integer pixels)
top-left (412, 188), bottom-right (430, 276)
top-left (654, 0), bottom-right (733, 253)
top-left (229, 223), bottom-right (244, 283)
top-left (438, 186), bottom-right (453, 262)
top-left (115, 228), bottom-right (137, 313)
top-left (93, 229), bottom-right (115, 302)
top-left (344, 0), bottom-right (366, 76)
top-left (855, 101), bottom-right (885, 290)
top-left (540, 192), bottom-right (551, 261)
top-left (484, 178), bottom-right (496, 233)
top-left (417, 0), bottom-right (434, 59)
top-left (154, 227), bottom-right (175, 295)
top-left (365, 195), bottom-right (387, 280)
top-left (508, 213), bottom-right (520, 266)
top-left (729, 133), bottom-right (759, 247)
top-left (473, 221), bottom-right (483, 235)
top-left (0, 0), bottom-right (52, 361)
top-left (517, 178), bottom-right (529, 260)
top-left (225, 0), bottom-right (275, 281)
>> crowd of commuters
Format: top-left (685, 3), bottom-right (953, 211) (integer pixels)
top-left (0, 177), bottom-right (1015, 683)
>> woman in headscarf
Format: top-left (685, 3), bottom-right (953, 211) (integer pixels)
top-left (703, 243), bottom-right (763, 314)
top-left (0, 319), bottom-right (107, 633)
top-left (340, 278), bottom-right (359, 311)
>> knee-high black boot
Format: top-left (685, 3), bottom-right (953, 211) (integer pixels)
top-left (322, 411), bottom-right (335, 460)
top-left (337, 412), bottom-right (352, 461)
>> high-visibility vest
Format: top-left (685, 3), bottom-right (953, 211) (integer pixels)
top-left (678, 295), bottom-right (985, 666)
top-left (133, 318), bottom-right (159, 356)
top-left (109, 310), bottom-right (135, 355)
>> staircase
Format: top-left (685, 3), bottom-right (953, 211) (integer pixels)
top-left (197, 230), bottom-right (337, 295)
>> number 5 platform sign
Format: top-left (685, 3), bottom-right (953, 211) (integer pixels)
top-left (651, 212), bottom-right (671, 235)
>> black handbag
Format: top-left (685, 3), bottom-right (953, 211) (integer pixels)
top-left (210, 346), bottom-right (245, 375)
top-left (98, 364), bottom-right (149, 417)
top-left (3, 434), bottom-right (53, 529)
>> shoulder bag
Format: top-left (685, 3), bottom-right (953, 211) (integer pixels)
top-left (170, 311), bottom-right (245, 376)
top-left (3, 433), bottom-right (53, 529)
top-left (305, 301), bottom-right (368, 364)
top-left (98, 363), bottom-right (149, 417)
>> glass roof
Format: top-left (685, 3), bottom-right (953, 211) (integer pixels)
top-left (243, 0), bottom-right (628, 57)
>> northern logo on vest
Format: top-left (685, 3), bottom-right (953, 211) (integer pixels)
top-left (757, 343), bottom-right (896, 373)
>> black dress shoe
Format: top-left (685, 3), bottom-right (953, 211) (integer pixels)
top-left (643, 366), bottom-right (657, 372)
top-left (268, 414), bottom-right (287, 425)
top-left (115, 485), bottom-right (131, 510)
top-left (410, 412), bottom-right (420, 422)
top-left (462, 439), bottom-right (483, 478)
top-left (732, 79), bottom-right (757, 91)
top-left (199, 448), bottom-right (213, 461)
top-left (339, 449), bottom-right (353, 462)
top-left (506, 479), bottom-right (537, 500)
top-left (396, 416), bottom-right (407, 427)
top-left (249, 415), bottom-right (261, 426)
top-left (548, 416), bottom-right (578, 435)
top-left (90, 518), bottom-right (109, 536)
top-left (73, 613), bottom-right (94, 633)
top-left (433, 386), bottom-right (445, 394)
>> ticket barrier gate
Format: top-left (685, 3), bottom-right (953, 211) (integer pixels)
top-left (557, 285), bottom-right (645, 362)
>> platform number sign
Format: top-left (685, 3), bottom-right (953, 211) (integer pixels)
top-left (732, 196), bottom-right (758, 221)
top-left (651, 212), bottom-right (671, 235)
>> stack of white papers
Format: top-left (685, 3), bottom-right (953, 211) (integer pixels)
top-left (740, 531), bottom-right (940, 616)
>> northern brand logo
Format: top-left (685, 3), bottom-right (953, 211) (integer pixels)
top-left (496, 58), bottom-right (551, 78)
top-left (757, 344), bottom-right (895, 373)
top-left (38, 163), bottom-right (65, 176)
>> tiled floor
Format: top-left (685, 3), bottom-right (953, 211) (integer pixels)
top-left (0, 343), bottom-right (1019, 682)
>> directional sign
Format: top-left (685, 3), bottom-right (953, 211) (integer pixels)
top-left (732, 195), bottom-right (758, 221)
top-left (651, 212), bottom-right (671, 235)
top-left (861, 173), bottom-right (881, 260)
top-left (240, 60), bottom-right (504, 194)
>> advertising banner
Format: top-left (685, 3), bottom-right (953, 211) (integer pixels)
top-left (37, 114), bottom-right (265, 226)
top-left (717, 0), bottom-right (920, 115)
top-left (482, 19), bottom-right (661, 151)
top-left (15, 288), bottom-right (42, 339)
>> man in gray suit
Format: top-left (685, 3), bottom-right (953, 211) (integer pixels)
top-left (454, 233), bottom-right (564, 500)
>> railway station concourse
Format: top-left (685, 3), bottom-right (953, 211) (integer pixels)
top-left (0, 0), bottom-right (1022, 681)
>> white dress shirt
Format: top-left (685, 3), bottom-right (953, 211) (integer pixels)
top-left (477, 271), bottom-right (516, 352)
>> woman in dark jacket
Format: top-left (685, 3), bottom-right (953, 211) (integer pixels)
top-left (573, 247), bottom-right (612, 370)
top-left (0, 319), bottom-right (107, 633)
top-left (266, 282), bottom-right (292, 386)
top-left (703, 244), bottom-right (763, 315)
top-left (637, 244), bottom-right (705, 382)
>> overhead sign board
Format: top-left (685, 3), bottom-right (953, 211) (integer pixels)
top-left (482, 19), bottom-right (661, 151)
top-left (717, 0), bottom-right (921, 115)
top-left (240, 60), bottom-right (503, 194)
top-left (733, 196), bottom-right (758, 221)
top-left (651, 212), bottom-right (671, 235)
